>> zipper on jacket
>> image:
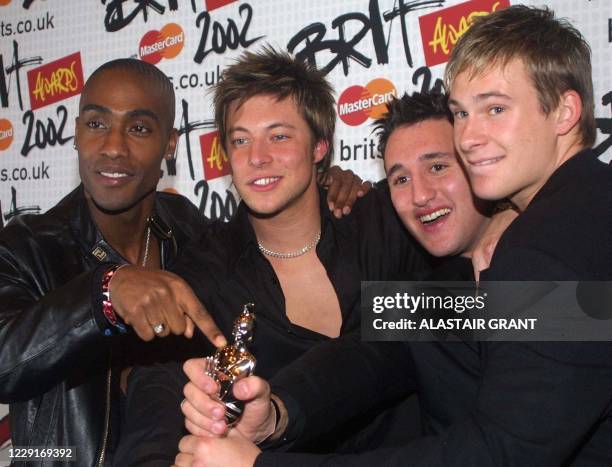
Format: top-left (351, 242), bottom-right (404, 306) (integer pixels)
top-left (96, 366), bottom-right (112, 467)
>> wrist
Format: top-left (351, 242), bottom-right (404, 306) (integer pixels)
top-left (100, 264), bottom-right (128, 336)
top-left (269, 394), bottom-right (288, 441)
top-left (255, 397), bottom-right (279, 445)
top-left (256, 395), bottom-right (288, 448)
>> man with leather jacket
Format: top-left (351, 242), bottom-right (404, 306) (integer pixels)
top-left (0, 58), bottom-right (227, 466)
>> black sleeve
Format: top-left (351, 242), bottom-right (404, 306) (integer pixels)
top-left (259, 338), bottom-right (612, 466)
top-left (0, 236), bottom-right (111, 402)
top-left (114, 361), bottom-right (188, 466)
top-left (269, 334), bottom-right (416, 451)
top-left (115, 233), bottom-right (223, 465)
top-left (257, 249), bottom-right (612, 465)
top-left (481, 246), bottom-right (581, 281)
top-left (355, 183), bottom-right (432, 282)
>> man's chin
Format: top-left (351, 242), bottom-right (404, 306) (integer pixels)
top-left (91, 200), bottom-right (137, 215)
top-left (246, 203), bottom-right (284, 219)
top-left (242, 193), bottom-right (290, 219)
top-left (471, 180), bottom-right (512, 202)
top-left (424, 242), bottom-right (460, 258)
top-left (89, 192), bottom-right (154, 216)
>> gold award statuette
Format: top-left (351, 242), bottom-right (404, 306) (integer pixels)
top-left (203, 303), bottom-right (256, 425)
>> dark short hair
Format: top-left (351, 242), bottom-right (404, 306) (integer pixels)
top-left (373, 91), bottom-right (451, 157)
top-left (83, 58), bottom-right (176, 130)
top-left (445, 5), bottom-right (595, 147)
top-left (213, 46), bottom-right (336, 176)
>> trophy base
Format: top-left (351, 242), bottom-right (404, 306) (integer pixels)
top-left (224, 399), bottom-right (245, 426)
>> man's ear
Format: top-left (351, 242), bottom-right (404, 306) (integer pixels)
top-left (555, 90), bottom-right (582, 136)
top-left (164, 128), bottom-right (179, 161)
top-left (313, 139), bottom-right (329, 164)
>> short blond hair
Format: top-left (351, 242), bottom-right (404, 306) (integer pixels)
top-left (445, 5), bottom-right (595, 147)
top-left (213, 46), bottom-right (336, 176)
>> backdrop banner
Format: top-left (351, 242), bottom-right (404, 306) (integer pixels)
top-left (0, 0), bottom-right (611, 461)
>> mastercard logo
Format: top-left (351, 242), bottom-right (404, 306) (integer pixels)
top-left (139, 23), bottom-right (185, 65)
top-left (0, 0), bottom-right (11, 6)
top-left (337, 78), bottom-right (397, 126)
top-left (0, 119), bottom-right (14, 151)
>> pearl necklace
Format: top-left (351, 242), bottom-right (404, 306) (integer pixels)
top-left (258, 230), bottom-right (321, 259)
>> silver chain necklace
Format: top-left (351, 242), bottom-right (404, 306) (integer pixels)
top-left (140, 223), bottom-right (151, 267)
top-left (258, 230), bottom-right (321, 259)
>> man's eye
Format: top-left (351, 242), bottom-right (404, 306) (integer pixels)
top-left (232, 137), bottom-right (248, 146)
top-left (393, 175), bottom-right (409, 186)
top-left (272, 134), bottom-right (288, 141)
top-left (131, 124), bottom-right (151, 134)
top-left (86, 120), bottom-right (104, 129)
top-left (431, 163), bottom-right (448, 173)
top-left (453, 110), bottom-right (468, 119)
top-left (489, 106), bottom-right (505, 115)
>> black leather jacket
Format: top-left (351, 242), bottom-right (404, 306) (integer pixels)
top-left (0, 186), bottom-right (208, 466)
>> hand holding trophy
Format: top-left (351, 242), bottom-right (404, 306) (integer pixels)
top-left (203, 303), bottom-right (256, 425)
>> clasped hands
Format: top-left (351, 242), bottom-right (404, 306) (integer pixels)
top-left (173, 359), bottom-right (280, 467)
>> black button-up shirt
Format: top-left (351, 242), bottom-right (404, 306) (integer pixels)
top-left (175, 186), bottom-right (431, 378)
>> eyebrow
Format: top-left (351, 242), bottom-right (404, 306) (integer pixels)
top-left (420, 152), bottom-right (453, 163)
top-left (80, 104), bottom-right (160, 123)
top-left (386, 163), bottom-right (403, 177)
top-left (386, 152), bottom-right (452, 177)
top-left (448, 91), bottom-right (511, 107)
top-left (228, 122), bottom-right (297, 133)
top-left (80, 104), bottom-right (109, 114)
top-left (126, 109), bottom-right (160, 122)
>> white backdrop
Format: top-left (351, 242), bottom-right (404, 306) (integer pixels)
top-left (1, 0), bottom-right (611, 461)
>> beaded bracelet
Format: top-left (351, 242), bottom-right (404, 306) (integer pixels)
top-left (101, 264), bottom-right (128, 335)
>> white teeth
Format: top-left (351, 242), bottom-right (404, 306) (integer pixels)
top-left (253, 177), bottom-right (279, 186)
top-left (420, 208), bottom-right (451, 223)
top-left (100, 172), bottom-right (128, 179)
top-left (473, 157), bottom-right (501, 166)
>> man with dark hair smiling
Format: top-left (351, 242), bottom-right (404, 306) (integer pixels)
top-left (377, 91), bottom-right (491, 263)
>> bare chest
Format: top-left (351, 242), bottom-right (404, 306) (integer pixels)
top-left (269, 253), bottom-right (342, 338)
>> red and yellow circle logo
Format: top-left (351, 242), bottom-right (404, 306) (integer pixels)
top-left (0, 119), bottom-right (14, 151)
top-left (139, 23), bottom-right (185, 65)
top-left (337, 78), bottom-right (397, 126)
top-left (0, 0), bottom-right (12, 6)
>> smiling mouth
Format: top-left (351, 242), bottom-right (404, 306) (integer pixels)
top-left (420, 208), bottom-right (451, 224)
top-left (252, 177), bottom-right (280, 186)
top-left (100, 171), bottom-right (129, 179)
top-left (470, 156), bottom-right (504, 167)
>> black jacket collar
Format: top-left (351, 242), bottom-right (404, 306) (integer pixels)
top-left (65, 184), bottom-right (179, 267)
